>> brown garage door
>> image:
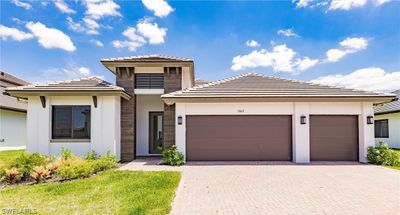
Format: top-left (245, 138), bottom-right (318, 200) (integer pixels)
top-left (186, 115), bottom-right (292, 161)
top-left (310, 115), bottom-right (359, 161)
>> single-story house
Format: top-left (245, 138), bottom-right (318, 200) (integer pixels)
top-left (0, 71), bottom-right (29, 150)
top-left (6, 55), bottom-right (395, 163)
top-left (374, 90), bottom-right (400, 148)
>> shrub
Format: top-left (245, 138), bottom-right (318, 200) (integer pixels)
top-left (10, 152), bottom-right (48, 179)
top-left (60, 148), bottom-right (72, 160)
top-left (84, 150), bottom-right (98, 160)
top-left (367, 141), bottom-right (400, 166)
top-left (30, 166), bottom-right (50, 183)
top-left (3, 167), bottom-right (22, 184)
top-left (46, 160), bottom-right (61, 175)
top-left (161, 146), bottom-right (184, 166)
top-left (56, 157), bottom-right (94, 180)
top-left (90, 154), bottom-right (118, 172)
top-left (0, 167), bottom-right (5, 182)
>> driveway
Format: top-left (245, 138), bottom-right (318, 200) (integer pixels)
top-left (120, 160), bottom-right (400, 215)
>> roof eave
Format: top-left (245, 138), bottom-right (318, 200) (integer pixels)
top-left (6, 89), bottom-right (132, 100)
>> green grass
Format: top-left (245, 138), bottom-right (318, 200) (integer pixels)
top-left (0, 150), bottom-right (25, 168)
top-left (0, 170), bottom-right (181, 215)
top-left (386, 166), bottom-right (400, 170)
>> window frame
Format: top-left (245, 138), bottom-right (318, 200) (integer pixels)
top-left (135, 73), bottom-right (164, 89)
top-left (374, 119), bottom-right (389, 138)
top-left (51, 105), bottom-right (91, 141)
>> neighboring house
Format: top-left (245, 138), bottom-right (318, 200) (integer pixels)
top-left (6, 55), bottom-right (395, 163)
top-left (194, 79), bottom-right (209, 86)
top-left (0, 71), bottom-right (29, 150)
top-left (374, 90), bottom-right (400, 148)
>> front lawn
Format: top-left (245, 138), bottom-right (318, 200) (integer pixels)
top-left (0, 150), bottom-right (25, 168)
top-left (0, 170), bottom-right (181, 215)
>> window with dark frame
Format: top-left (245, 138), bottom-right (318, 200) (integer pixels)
top-left (374, 119), bottom-right (389, 138)
top-left (52, 106), bottom-right (91, 140)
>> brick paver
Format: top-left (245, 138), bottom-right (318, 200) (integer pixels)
top-left (119, 160), bottom-right (400, 215)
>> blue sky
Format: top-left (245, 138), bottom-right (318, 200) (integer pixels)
top-left (1, 0), bottom-right (399, 92)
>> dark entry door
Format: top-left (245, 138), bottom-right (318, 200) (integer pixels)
top-left (149, 112), bottom-right (163, 154)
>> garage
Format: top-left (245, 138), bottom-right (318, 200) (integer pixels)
top-left (310, 115), bottom-right (359, 161)
top-left (186, 115), bottom-right (292, 161)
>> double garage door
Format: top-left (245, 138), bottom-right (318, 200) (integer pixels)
top-left (186, 115), bottom-right (358, 161)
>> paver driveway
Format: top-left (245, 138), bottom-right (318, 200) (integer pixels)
top-left (170, 162), bottom-right (400, 215)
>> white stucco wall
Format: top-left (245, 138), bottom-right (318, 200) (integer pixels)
top-left (0, 109), bottom-right (27, 149)
top-left (136, 95), bottom-right (164, 156)
top-left (375, 113), bottom-right (400, 149)
top-left (175, 102), bottom-right (375, 163)
top-left (26, 96), bottom-right (121, 159)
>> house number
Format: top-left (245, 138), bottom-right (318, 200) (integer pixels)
top-left (238, 109), bottom-right (245, 113)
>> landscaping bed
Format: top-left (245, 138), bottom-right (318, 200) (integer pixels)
top-left (367, 142), bottom-right (400, 170)
top-left (0, 170), bottom-right (181, 215)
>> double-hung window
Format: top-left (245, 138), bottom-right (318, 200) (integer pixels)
top-left (374, 119), bottom-right (389, 138)
top-left (52, 106), bottom-right (91, 140)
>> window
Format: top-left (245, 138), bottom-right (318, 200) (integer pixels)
top-left (375, 119), bottom-right (389, 138)
top-left (135, 73), bottom-right (164, 89)
top-left (52, 106), bottom-right (91, 139)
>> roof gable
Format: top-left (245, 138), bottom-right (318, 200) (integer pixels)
top-left (101, 54), bottom-right (193, 62)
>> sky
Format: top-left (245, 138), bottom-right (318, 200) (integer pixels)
top-left (0, 0), bottom-right (399, 93)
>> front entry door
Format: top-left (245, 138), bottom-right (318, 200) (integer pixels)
top-left (149, 112), bottom-right (163, 154)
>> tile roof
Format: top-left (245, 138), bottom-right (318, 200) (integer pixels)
top-left (101, 54), bottom-right (193, 62)
top-left (1, 71), bottom-right (30, 87)
top-left (374, 90), bottom-right (400, 114)
top-left (162, 73), bottom-right (394, 99)
top-left (6, 77), bottom-right (130, 99)
top-left (0, 71), bottom-right (29, 112)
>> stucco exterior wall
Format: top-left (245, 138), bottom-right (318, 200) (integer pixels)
top-left (0, 109), bottom-right (26, 149)
top-left (136, 95), bottom-right (164, 155)
top-left (175, 102), bottom-right (375, 163)
top-left (26, 96), bottom-right (121, 159)
top-left (375, 112), bottom-right (400, 148)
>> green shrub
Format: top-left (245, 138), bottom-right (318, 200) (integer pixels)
top-left (90, 154), bottom-right (118, 172)
top-left (56, 157), bottom-right (94, 180)
top-left (161, 146), bottom-right (184, 166)
top-left (367, 141), bottom-right (400, 166)
top-left (84, 150), bottom-right (98, 160)
top-left (0, 167), bottom-right (6, 182)
top-left (60, 148), bottom-right (72, 160)
top-left (10, 152), bottom-right (48, 179)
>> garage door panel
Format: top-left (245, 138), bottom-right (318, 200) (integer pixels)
top-left (186, 115), bottom-right (292, 161)
top-left (310, 115), bottom-right (358, 161)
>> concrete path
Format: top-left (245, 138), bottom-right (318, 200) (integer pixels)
top-left (119, 160), bottom-right (400, 215)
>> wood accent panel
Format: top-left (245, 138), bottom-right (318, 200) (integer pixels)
top-left (163, 67), bottom-right (182, 148)
top-left (116, 67), bottom-right (136, 161)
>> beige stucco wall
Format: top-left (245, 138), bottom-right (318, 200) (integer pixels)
top-left (0, 109), bottom-right (27, 148)
top-left (375, 112), bottom-right (400, 149)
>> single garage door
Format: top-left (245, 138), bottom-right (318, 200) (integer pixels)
top-left (186, 115), bottom-right (292, 161)
top-left (310, 115), bottom-right (359, 161)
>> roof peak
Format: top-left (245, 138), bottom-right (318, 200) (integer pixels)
top-left (101, 54), bottom-right (193, 62)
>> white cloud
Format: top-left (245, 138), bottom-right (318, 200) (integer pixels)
top-left (246, 40), bottom-right (260, 47)
top-left (54, 0), bottom-right (76, 14)
top-left (11, 17), bottom-right (25, 25)
top-left (137, 19), bottom-right (167, 44)
top-left (84, 0), bottom-right (122, 20)
top-left (329, 0), bottom-right (367, 10)
top-left (82, 17), bottom-right (100, 35)
top-left (231, 44), bottom-right (318, 72)
top-left (26, 22), bottom-right (76, 52)
top-left (374, 0), bottom-right (393, 6)
top-left (32, 66), bottom-right (93, 83)
top-left (293, 0), bottom-right (314, 8)
top-left (142, 0), bottom-right (174, 18)
top-left (325, 37), bottom-right (368, 62)
top-left (339, 37), bottom-right (368, 50)
top-left (0, 25), bottom-right (33, 41)
top-left (67, 17), bottom-right (85, 32)
top-left (277, 28), bottom-right (299, 37)
top-left (311, 67), bottom-right (400, 93)
top-left (112, 27), bottom-right (147, 51)
top-left (90, 39), bottom-right (104, 47)
top-left (11, 0), bottom-right (32, 10)
top-left (295, 57), bottom-right (319, 71)
top-left (325, 48), bottom-right (348, 62)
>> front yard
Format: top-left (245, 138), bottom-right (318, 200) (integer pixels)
top-left (0, 170), bottom-right (180, 214)
top-left (0, 150), bottom-right (181, 215)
